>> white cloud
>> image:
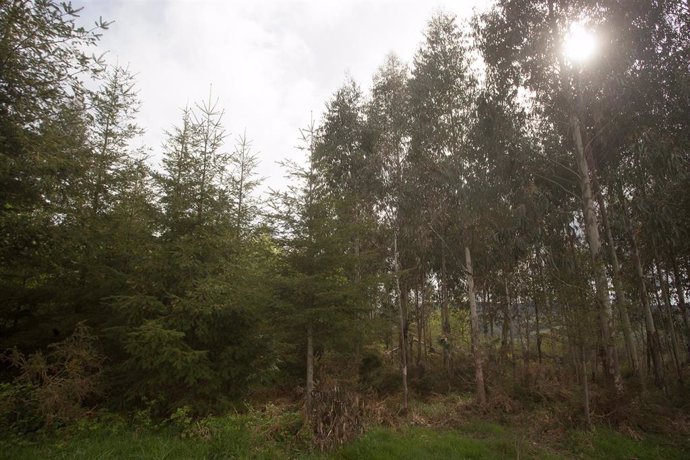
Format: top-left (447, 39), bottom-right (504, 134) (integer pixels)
top-left (79, 0), bottom-right (491, 193)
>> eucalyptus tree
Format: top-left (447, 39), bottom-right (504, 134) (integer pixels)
top-left (477, 0), bottom-right (690, 393)
top-left (407, 12), bottom-right (477, 374)
top-left (478, 0), bottom-right (623, 390)
top-left (368, 54), bottom-right (411, 410)
top-left (313, 79), bottom-right (382, 361)
top-left (313, 78), bottom-right (379, 253)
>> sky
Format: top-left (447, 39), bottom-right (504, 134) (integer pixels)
top-left (79, 0), bottom-right (492, 193)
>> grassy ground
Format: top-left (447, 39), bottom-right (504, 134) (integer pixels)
top-left (2, 413), bottom-right (688, 459)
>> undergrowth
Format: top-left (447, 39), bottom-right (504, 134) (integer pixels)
top-left (1, 394), bottom-right (688, 459)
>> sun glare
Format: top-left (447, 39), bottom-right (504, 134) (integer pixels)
top-left (563, 21), bottom-right (597, 63)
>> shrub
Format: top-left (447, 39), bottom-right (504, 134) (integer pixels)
top-left (1, 323), bottom-right (103, 430)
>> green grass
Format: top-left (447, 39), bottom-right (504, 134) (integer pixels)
top-left (0, 415), bottom-right (288, 460)
top-left (328, 426), bottom-right (556, 460)
top-left (1, 415), bottom-right (688, 459)
top-left (565, 427), bottom-right (688, 460)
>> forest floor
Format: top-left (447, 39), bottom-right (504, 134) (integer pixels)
top-left (2, 393), bottom-right (689, 459)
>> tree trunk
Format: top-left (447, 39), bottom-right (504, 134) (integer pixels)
top-left (596, 189), bottom-right (640, 376)
top-left (570, 113), bottom-right (622, 392)
top-left (618, 185), bottom-right (664, 389)
top-left (441, 250), bottom-right (451, 373)
top-left (504, 280), bottom-right (516, 379)
top-left (670, 254), bottom-right (690, 359)
top-left (306, 322), bottom-right (314, 414)
top-left (582, 346), bottom-right (592, 428)
top-left (535, 292), bottom-right (542, 365)
top-left (465, 246), bottom-right (486, 405)
top-left (655, 257), bottom-right (683, 384)
top-left (415, 286), bottom-right (422, 367)
top-left (501, 280), bottom-right (510, 358)
top-left (394, 231), bottom-right (408, 412)
top-left (523, 293), bottom-right (531, 385)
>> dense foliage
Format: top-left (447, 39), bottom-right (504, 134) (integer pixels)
top-left (1, 0), bottom-right (689, 438)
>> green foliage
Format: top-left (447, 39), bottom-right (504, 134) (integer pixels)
top-left (123, 320), bottom-right (215, 407)
top-left (2, 0), bottom-right (690, 443)
top-left (0, 382), bottom-right (42, 434)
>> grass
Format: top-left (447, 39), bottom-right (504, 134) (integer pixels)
top-left (329, 426), bottom-right (557, 460)
top-left (0, 413), bottom-right (290, 460)
top-left (564, 427), bottom-right (688, 460)
top-left (1, 407), bottom-right (688, 459)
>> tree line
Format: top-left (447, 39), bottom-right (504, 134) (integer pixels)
top-left (1, 0), bottom-right (689, 428)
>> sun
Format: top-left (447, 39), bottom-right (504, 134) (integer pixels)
top-left (563, 21), bottom-right (597, 63)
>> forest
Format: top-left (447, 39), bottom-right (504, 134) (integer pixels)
top-left (1, 0), bottom-right (690, 458)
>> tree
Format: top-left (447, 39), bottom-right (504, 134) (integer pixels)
top-left (229, 131), bottom-right (262, 238)
top-left (369, 54), bottom-right (411, 411)
top-left (0, 0), bottom-right (107, 345)
top-left (274, 119), bottom-right (370, 413)
top-left (408, 12), bottom-right (476, 374)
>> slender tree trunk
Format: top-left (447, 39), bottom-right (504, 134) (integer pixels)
top-left (523, 294), bottom-right (531, 385)
top-left (570, 113), bottom-right (622, 392)
top-left (465, 247), bottom-right (486, 405)
top-left (306, 322), bottom-right (314, 414)
top-left (670, 254), bottom-right (690, 358)
top-left (654, 257), bottom-right (683, 384)
top-left (545, 294), bottom-right (557, 375)
top-left (504, 280), bottom-right (516, 379)
top-left (501, 280), bottom-right (510, 359)
top-left (422, 297), bottom-right (433, 361)
top-left (618, 186), bottom-right (664, 389)
top-left (582, 346), bottom-right (592, 428)
top-left (415, 286), bottom-right (422, 367)
top-left (506, 298), bottom-right (519, 383)
top-left (394, 231), bottom-right (408, 412)
top-left (535, 293), bottom-right (542, 366)
top-left (596, 190), bottom-right (640, 376)
top-left (441, 250), bottom-right (451, 373)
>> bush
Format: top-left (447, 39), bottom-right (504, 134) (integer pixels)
top-left (358, 350), bottom-right (401, 395)
top-left (1, 323), bottom-right (103, 430)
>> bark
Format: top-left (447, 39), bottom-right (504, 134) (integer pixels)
top-left (596, 189), bottom-right (640, 376)
top-left (441, 250), bottom-right (451, 372)
top-left (523, 294), bottom-right (531, 385)
top-left (670, 254), bottom-right (690, 358)
top-left (654, 257), bottom-right (683, 384)
top-left (535, 292), bottom-right (542, 365)
top-left (570, 113), bottom-right (622, 392)
top-left (422, 298), bottom-right (433, 360)
top-left (618, 185), bottom-right (664, 388)
top-left (501, 281), bottom-right (510, 357)
top-left (534, 253), bottom-right (546, 364)
top-left (306, 322), bottom-right (314, 414)
top-left (394, 231), bottom-right (408, 412)
top-left (465, 247), bottom-right (486, 405)
top-left (415, 287), bottom-right (422, 367)
top-left (504, 280), bottom-right (516, 378)
top-left (582, 347), bottom-right (592, 428)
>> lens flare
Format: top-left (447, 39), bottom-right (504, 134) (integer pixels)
top-left (563, 21), bottom-right (597, 63)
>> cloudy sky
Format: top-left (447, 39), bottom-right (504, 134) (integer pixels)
top-left (80, 0), bottom-right (491, 192)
